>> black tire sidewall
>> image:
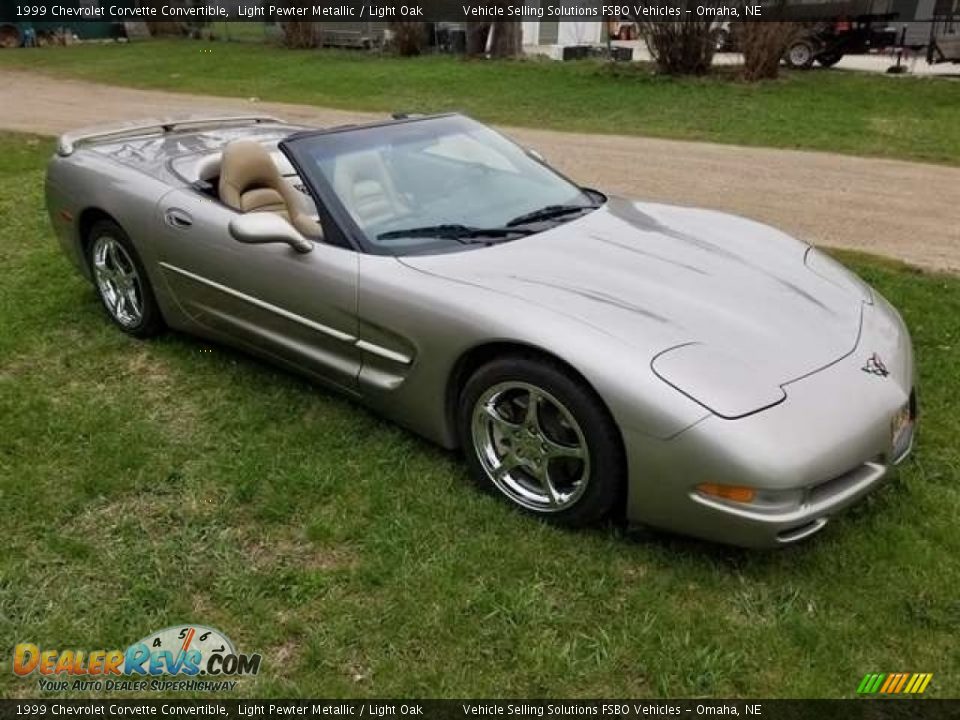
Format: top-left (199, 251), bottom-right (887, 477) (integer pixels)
top-left (458, 354), bottom-right (625, 527)
top-left (86, 220), bottom-right (164, 338)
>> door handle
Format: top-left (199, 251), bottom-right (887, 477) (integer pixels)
top-left (164, 208), bottom-right (193, 229)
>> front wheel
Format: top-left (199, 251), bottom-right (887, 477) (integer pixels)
top-left (458, 354), bottom-right (625, 527)
top-left (87, 220), bottom-right (165, 338)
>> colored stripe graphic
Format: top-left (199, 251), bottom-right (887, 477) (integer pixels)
top-left (880, 674), bottom-right (896, 693)
top-left (857, 672), bottom-right (933, 694)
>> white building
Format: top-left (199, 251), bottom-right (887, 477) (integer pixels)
top-left (521, 21), bottom-right (606, 58)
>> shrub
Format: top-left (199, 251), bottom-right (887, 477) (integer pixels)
top-left (388, 22), bottom-right (426, 56)
top-left (280, 22), bottom-right (316, 49)
top-left (638, 18), bottom-right (718, 76)
top-left (738, 22), bottom-right (800, 81)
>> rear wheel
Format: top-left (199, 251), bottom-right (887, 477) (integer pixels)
top-left (785, 40), bottom-right (816, 69)
top-left (458, 354), bottom-right (625, 527)
top-left (86, 220), bottom-right (164, 338)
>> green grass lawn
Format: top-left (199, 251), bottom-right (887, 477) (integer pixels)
top-left (1, 133), bottom-right (959, 699)
top-left (2, 39), bottom-right (960, 165)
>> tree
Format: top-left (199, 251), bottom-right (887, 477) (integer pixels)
top-left (488, 22), bottom-right (522, 58)
top-left (738, 22), bottom-right (800, 81)
top-left (465, 22), bottom-right (489, 57)
top-left (145, 22), bottom-right (186, 37)
top-left (465, 2), bottom-right (522, 58)
top-left (279, 22), bottom-right (316, 49)
top-left (388, 21), bottom-right (426, 56)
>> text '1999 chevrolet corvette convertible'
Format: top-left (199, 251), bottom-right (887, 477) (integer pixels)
top-left (45, 113), bottom-right (916, 547)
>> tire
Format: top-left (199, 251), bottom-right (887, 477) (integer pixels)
top-left (86, 219), bottom-right (165, 338)
top-left (816, 52), bottom-right (843, 67)
top-left (785, 40), bottom-right (816, 69)
top-left (458, 353), bottom-right (625, 527)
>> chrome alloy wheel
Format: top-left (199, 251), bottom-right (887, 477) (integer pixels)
top-left (92, 236), bottom-right (143, 328)
top-left (471, 381), bottom-right (591, 512)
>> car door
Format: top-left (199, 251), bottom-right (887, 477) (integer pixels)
top-left (155, 189), bottom-right (361, 393)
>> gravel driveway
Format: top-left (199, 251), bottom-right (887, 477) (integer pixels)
top-left (3, 70), bottom-right (958, 272)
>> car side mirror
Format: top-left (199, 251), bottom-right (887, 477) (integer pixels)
top-left (526, 147), bottom-right (547, 164)
top-left (229, 213), bottom-right (313, 254)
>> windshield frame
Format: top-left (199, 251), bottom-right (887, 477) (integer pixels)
top-left (279, 113), bottom-right (602, 257)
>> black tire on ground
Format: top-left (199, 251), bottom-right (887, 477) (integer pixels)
top-left (458, 353), bottom-right (626, 527)
top-left (816, 52), bottom-right (843, 67)
top-left (86, 219), bottom-right (165, 339)
top-left (785, 40), bottom-right (816, 69)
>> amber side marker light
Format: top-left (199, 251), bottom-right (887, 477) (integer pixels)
top-left (697, 483), bottom-right (757, 504)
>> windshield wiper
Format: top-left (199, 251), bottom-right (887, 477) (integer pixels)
top-left (377, 224), bottom-right (533, 243)
top-left (506, 203), bottom-right (598, 227)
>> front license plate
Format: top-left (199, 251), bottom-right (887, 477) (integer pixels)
top-left (891, 404), bottom-right (913, 460)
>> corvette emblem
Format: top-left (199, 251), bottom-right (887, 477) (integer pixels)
top-left (862, 353), bottom-right (889, 377)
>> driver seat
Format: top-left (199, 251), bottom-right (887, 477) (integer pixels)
top-left (219, 140), bottom-right (322, 239)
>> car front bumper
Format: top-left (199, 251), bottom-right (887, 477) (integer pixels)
top-left (624, 293), bottom-right (916, 548)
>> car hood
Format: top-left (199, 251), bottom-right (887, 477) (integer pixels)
top-left (400, 198), bottom-right (866, 387)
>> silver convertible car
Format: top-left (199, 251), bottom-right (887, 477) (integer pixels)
top-left (45, 113), bottom-right (916, 547)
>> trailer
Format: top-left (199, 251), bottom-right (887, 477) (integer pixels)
top-left (783, 14), bottom-right (901, 68)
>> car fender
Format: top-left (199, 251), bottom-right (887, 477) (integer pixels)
top-left (356, 254), bottom-right (710, 448)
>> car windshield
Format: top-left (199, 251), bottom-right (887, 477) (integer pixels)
top-left (281, 115), bottom-right (600, 254)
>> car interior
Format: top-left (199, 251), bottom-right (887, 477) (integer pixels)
top-left (171, 129), bottom-right (573, 252)
top-left (330, 150), bottom-right (410, 230)
top-left (173, 138), bottom-right (428, 245)
top-left (175, 139), bottom-right (324, 239)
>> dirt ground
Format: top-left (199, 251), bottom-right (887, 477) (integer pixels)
top-left (3, 70), bottom-right (958, 272)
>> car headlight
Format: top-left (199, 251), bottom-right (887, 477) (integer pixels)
top-left (652, 343), bottom-right (786, 419)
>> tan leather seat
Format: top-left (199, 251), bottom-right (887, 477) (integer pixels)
top-left (332, 151), bottom-right (406, 228)
top-left (219, 140), bottom-right (322, 239)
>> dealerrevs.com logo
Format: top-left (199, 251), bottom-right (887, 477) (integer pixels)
top-left (13, 625), bottom-right (261, 693)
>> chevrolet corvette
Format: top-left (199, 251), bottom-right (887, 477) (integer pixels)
top-left (45, 113), bottom-right (916, 546)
